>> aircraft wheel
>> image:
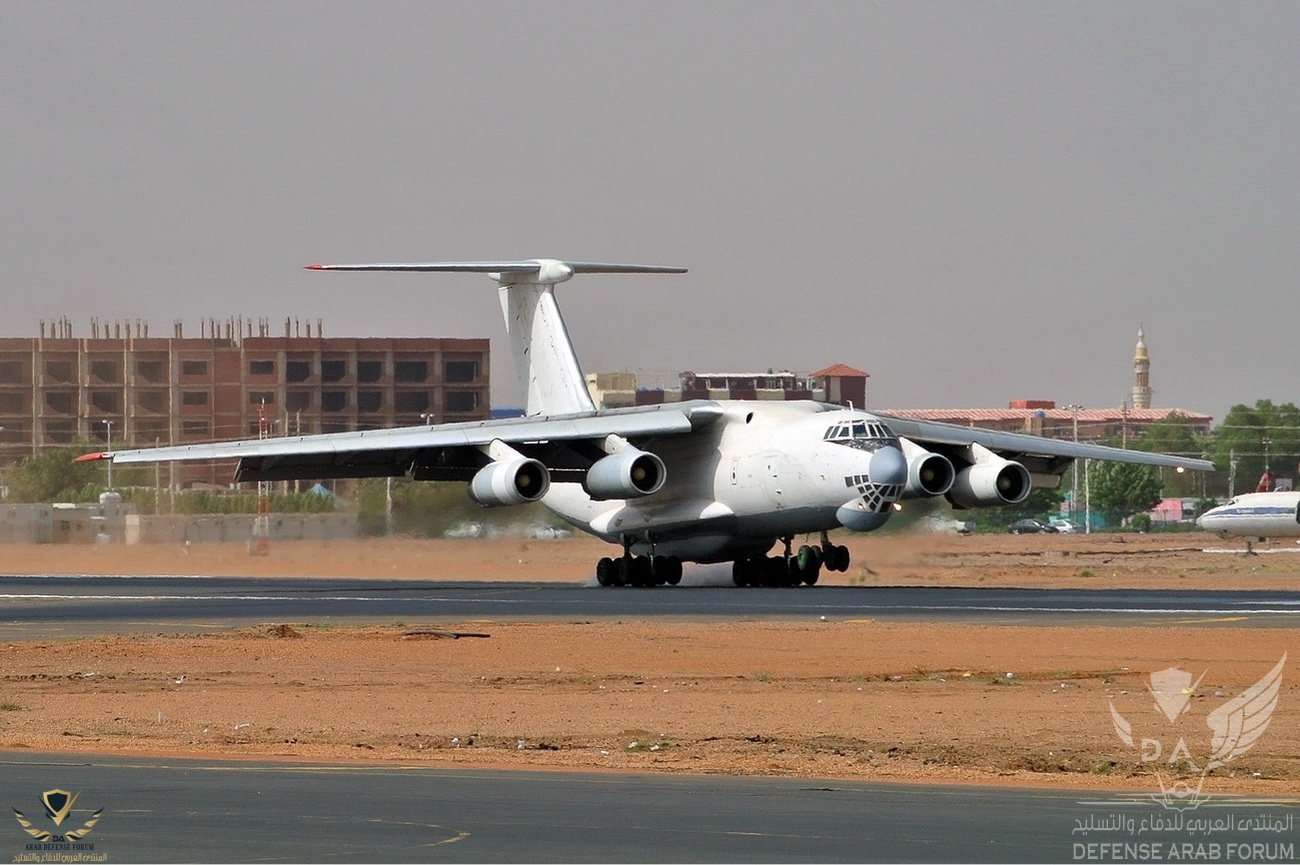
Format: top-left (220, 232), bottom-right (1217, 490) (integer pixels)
top-left (732, 558), bottom-right (754, 587)
top-left (665, 556), bottom-right (683, 585)
top-left (596, 557), bottom-right (614, 587)
top-left (616, 557), bottom-right (635, 586)
top-left (633, 556), bottom-right (654, 587)
top-left (803, 563), bottom-right (820, 586)
top-left (762, 556), bottom-right (785, 587)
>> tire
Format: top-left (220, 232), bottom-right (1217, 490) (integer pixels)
top-left (595, 557), bottom-right (614, 586)
top-left (665, 556), bottom-right (683, 586)
top-left (633, 556), bottom-right (653, 587)
top-left (732, 559), bottom-right (749, 587)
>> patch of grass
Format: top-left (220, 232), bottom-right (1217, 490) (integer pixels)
top-left (1078, 568), bottom-right (1095, 578)
top-left (0, 700), bottom-right (24, 711)
top-left (751, 670), bottom-right (774, 682)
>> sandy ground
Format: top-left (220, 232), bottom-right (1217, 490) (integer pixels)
top-left (1, 530), bottom-right (1298, 796)
top-left (3, 528), bottom-right (1297, 589)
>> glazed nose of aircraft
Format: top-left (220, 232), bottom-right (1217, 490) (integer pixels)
top-left (870, 445), bottom-right (907, 486)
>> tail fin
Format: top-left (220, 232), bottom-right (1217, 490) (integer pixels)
top-left (306, 259), bottom-right (686, 416)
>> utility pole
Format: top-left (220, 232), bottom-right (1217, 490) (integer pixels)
top-left (1066, 405), bottom-right (1083, 522)
top-left (385, 476), bottom-right (394, 536)
top-left (102, 419), bottom-right (114, 491)
top-left (1084, 459), bottom-right (1091, 535)
top-left (251, 400), bottom-right (271, 555)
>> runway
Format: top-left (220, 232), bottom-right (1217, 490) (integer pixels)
top-left (2, 751), bottom-right (1121, 863)
top-left (2, 574), bottom-right (1299, 636)
top-left (5, 578), bottom-right (1299, 862)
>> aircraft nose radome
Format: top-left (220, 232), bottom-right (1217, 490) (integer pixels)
top-left (870, 446), bottom-right (907, 487)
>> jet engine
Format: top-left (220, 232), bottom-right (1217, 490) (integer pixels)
top-left (947, 458), bottom-right (1031, 509)
top-left (897, 438), bottom-right (955, 498)
top-left (584, 449), bottom-right (667, 500)
top-left (468, 458), bottom-right (551, 507)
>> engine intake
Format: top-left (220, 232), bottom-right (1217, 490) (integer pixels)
top-left (468, 458), bottom-right (551, 507)
top-left (947, 459), bottom-right (1031, 509)
top-left (585, 449), bottom-right (666, 500)
top-left (902, 449), bottom-right (955, 498)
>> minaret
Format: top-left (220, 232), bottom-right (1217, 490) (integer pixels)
top-left (1131, 326), bottom-right (1151, 410)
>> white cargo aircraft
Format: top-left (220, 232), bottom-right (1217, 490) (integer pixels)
top-left (81, 260), bottom-right (1213, 586)
top-left (1197, 492), bottom-right (1300, 552)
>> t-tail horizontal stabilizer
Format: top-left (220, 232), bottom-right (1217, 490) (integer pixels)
top-left (306, 259), bottom-right (687, 416)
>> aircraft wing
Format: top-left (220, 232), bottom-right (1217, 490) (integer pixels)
top-left (80, 401), bottom-right (724, 484)
top-left (876, 413), bottom-right (1214, 480)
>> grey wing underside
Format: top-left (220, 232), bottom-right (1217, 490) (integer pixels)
top-left (105, 401), bottom-right (723, 484)
top-left (877, 414), bottom-right (1215, 478)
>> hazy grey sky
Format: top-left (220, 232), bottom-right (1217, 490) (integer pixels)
top-left (4, 2), bottom-right (1298, 421)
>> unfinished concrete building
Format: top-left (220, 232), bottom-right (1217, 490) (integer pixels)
top-left (0, 318), bottom-right (489, 487)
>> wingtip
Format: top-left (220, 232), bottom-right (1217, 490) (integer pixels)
top-left (74, 451), bottom-right (108, 462)
top-left (304, 264), bottom-right (327, 270)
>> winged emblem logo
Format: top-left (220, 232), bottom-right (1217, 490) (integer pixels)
top-left (1109, 654), bottom-right (1285, 810)
top-left (11, 788), bottom-right (103, 842)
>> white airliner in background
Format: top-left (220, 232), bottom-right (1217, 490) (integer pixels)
top-left (79, 259), bottom-right (1212, 586)
top-left (1197, 492), bottom-right (1300, 552)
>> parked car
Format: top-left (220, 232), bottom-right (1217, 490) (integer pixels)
top-left (1007, 518), bottom-right (1058, 534)
top-left (1049, 519), bottom-right (1084, 533)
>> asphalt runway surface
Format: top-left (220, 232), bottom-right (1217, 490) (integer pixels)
top-left (2, 574), bottom-right (1300, 636)
top-left (5, 578), bottom-right (1299, 862)
top-left (4, 750), bottom-right (1235, 863)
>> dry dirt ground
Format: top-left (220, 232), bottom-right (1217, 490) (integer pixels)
top-left (1, 530), bottom-right (1298, 797)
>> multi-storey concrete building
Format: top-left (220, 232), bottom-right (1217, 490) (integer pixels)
top-left (0, 320), bottom-right (489, 487)
top-left (585, 365), bottom-right (869, 409)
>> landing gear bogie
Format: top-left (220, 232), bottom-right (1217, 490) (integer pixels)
top-left (596, 554), bottom-right (682, 587)
top-left (731, 550), bottom-right (822, 587)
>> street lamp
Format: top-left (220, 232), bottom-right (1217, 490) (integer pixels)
top-left (101, 419), bottom-right (114, 491)
top-left (420, 412), bottom-right (435, 425)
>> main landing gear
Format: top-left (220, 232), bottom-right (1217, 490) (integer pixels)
top-left (595, 537), bottom-right (684, 587)
top-left (731, 533), bottom-right (851, 587)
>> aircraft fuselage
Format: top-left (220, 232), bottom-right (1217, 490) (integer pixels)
top-left (1197, 492), bottom-right (1300, 542)
top-left (542, 401), bottom-right (907, 562)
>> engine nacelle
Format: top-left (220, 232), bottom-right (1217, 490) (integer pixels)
top-left (897, 439), bottom-right (955, 498)
top-left (947, 459), bottom-right (1032, 509)
top-left (467, 458), bottom-right (551, 507)
top-left (585, 449), bottom-right (667, 500)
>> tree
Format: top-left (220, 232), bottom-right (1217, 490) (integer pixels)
top-left (1088, 460), bottom-right (1163, 527)
top-left (6, 443), bottom-right (103, 502)
top-left (1208, 400), bottom-right (1300, 495)
top-left (1129, 412), bottom-right (1212, 498)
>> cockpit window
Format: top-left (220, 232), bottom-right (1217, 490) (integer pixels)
top-left (823, 419), bottom-right (896, 445)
